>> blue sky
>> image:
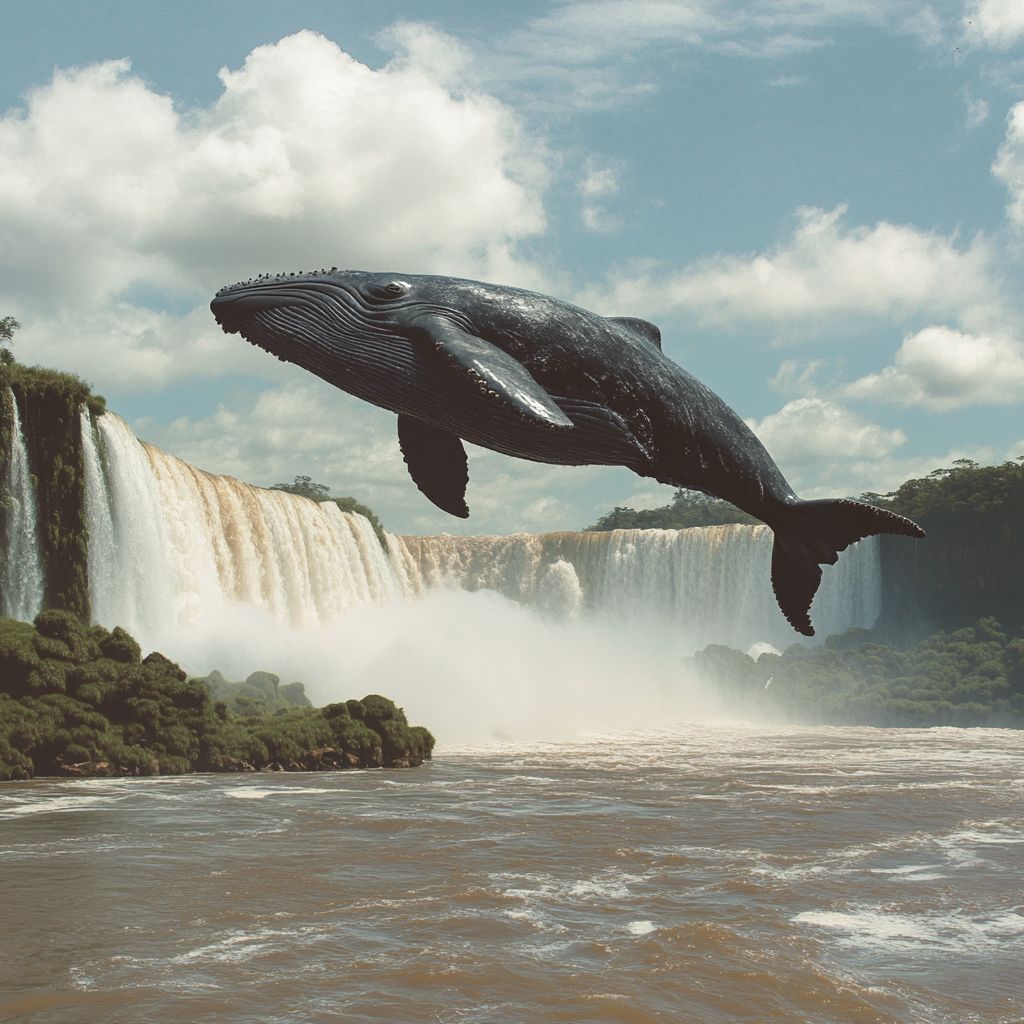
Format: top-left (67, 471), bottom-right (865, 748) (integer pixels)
top-left (3, 1), bottom-right (1024, 534)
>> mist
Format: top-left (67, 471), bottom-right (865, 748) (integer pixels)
top-left (160, 588), bottom-right (729, 744)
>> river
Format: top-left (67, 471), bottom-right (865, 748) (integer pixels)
top-left (1, 723), bottom-right (1021, 1023)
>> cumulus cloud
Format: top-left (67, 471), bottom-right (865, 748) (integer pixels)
top-left (0, 30), bottom-right (549, 390)
top-left (747, 398), bottom-right (907, 471)
top-left (844, 325), bottom-right (1024, 409)
top-left (994, 101), bottom-right (1024, 233)
top-left (744, 397), bottom-right (998, 498)
top-left (582, 205), bottom-right (999, 329)
top-left (964, 0), bottom-right (1024, 48)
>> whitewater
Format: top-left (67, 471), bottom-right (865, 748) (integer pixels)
top-left (72, 411), bottom-right (884, 739)
top-left (1, 724), bottom-right (1021, 1023)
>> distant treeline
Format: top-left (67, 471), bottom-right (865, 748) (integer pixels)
top-left (585, 489), bottom-right (758, 531)
top-left (585, 457), bottom-right (1024, 533)
top-left (0, 612), bottom-right (434, 781)
top-left (690, 617), bottom-right (1024, 728)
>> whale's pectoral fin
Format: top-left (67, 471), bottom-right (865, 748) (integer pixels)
top-left (397, 414), bottom-right (470, 518)
top-left (410, 314), bottom-right (573, 430)
top-left (606, 317), bottom-right (662, 351)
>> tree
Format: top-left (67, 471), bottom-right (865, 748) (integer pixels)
top-left (270, 475), bottom-right (387, 544)
top-left (0, 317), bottom-right (18, 366)
top-left (271, 475), bottom-right (331, 502)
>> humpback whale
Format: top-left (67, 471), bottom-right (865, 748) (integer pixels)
top-left (211, 270), bottom-right (923, 635)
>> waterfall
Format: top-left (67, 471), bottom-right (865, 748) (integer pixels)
top-left (81, 412), bottom-right (411, 647)
top-left (0, 388), bottom-right (44, 621)
top-left (397, 527), bottom-right (881, 651)
top-left (76, 411), bottom-right (881, 662)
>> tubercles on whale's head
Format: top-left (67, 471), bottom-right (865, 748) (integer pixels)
top-left (209, 269), bottom-right (424, 369)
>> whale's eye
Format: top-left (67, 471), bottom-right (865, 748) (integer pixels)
top-left (368, 280), bottom-right (410, 301)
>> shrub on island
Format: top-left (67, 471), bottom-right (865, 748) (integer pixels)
top-left (0, 612), bottom-right (434, 780)
top-left (689, 616), bottom-right (1024, 728)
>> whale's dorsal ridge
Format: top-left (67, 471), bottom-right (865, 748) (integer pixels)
top-left (606, 317), bottom-right (662, 351)
top-left (411, 313), bottom-right (573, 430)
top-left (397, 414), bottom-right (470, 518)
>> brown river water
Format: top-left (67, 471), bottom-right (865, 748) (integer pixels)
top-left (1, 724), bottom-right (1021, 1023)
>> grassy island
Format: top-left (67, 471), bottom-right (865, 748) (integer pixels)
top-left (0, 611), bottom-right (434, 781)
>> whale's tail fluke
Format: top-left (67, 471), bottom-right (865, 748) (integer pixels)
top-left (770, 498), bottom-right (924, 636)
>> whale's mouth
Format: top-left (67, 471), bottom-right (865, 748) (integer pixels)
top-left (210, 289), bottom-right (289, 333)
top-left (211, 275), bottom-right (406, 366)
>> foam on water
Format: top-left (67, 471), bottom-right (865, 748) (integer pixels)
top-left (794, 907), bottom-right (1024, 956)
top-left (1, 725), bottom-right (1020, 1023)
top-left (224, 787), bottom-right (342, 800)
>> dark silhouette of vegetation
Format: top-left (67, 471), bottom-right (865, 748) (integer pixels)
top-left (585, 488), bottom-right (757, 531)
top-left (865, 458), bottom-right (1024, 631)
top-left (272, 474), bottom-right (388, 546)
top-left (690, 616), bottom-right (1024, 727)
top-left (0, 612), bottom-right (434, 781)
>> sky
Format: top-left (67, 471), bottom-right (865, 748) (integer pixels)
top-left (2, 0), bottom-right (1024, 535)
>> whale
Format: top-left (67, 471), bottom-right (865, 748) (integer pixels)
top-left (210, 269), bottom-right (924, 635)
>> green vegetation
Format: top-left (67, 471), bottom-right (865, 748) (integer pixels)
top-left (195, 669), bottom-right (313, 713)
top-left (0, 316), bottom-right (19, 366)
top-left (865, 458), bottom-right (1024, 630)
top-left (864, 457), bottom-right (1024, 524)
top-left (690, 617), bottom-right (1024, 727)
top-left (0, 350), bottom-right (105, 621)
top-left (0, 611), bottom-right (434, 781)
top-left (272, 474), bottom-right (388, 547)
top-left (585, 488), bottom-right (757, 532)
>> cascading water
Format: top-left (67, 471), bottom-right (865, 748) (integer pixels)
top-left (74, 411), bottom-right (883, 738)
top-left (0, 388), bottom-right (44, 621)
top-left (81, 412), bottom-right (412, 648)
top-left (79, 411), bottom-right (881, 654)
top-left (398, 528), bottom-right (881, 650)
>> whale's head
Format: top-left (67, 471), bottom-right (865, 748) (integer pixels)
top-left (211, 269), bottom-right (431, 363)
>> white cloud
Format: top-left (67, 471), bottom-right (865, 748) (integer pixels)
top-left (769, 358), bottom-right (829, 396)
top-left (0, 30), bottom-right (550, 390)
top-left (578, 158), bottom-right (623, 233)
top-left (747, 397), bottom-right (907, 471)
top-left (844, 325), bottom-right (1024, 409)
top-left (964, 0), bottom-right (1024, 49)
top-left (994, 100), bottom-right (1024, 232)
top-left (583, 205), bottom-right (999, 329)
top-left (745, 397), bottom-right (998, 498)
top-left (966, 95), bottom-right (991, 128)
top-left (800, 445), bottom-right (998, 499)
top-left (482, 0), bottom-right (951, 112)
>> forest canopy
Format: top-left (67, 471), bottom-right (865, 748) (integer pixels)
top-left (585, 458), bottom-right (1024, 532)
